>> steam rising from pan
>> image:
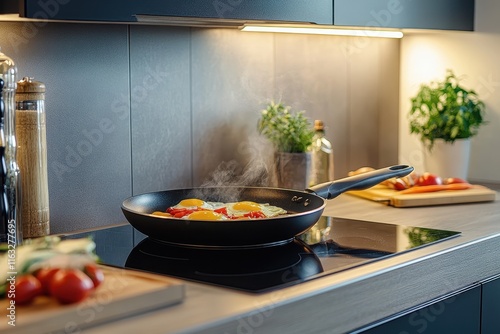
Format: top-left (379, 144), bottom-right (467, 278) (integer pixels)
top-left (190, 134), bottom-right (276, 202)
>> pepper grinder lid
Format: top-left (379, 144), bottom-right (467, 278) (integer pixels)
top-left (16, 77), bottom-right (45, 101)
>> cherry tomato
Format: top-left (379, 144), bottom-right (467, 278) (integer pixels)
top-left (444, 177), bottom-right (468, 185)
top-left (416, 172), bottom-right (443, 186)
top-left (393, 178), bottom-right (408, 191)
top-left (83, 264), bottom-right (105, 289)
top-left (12, 274), bottom-right (42, 305)
top-left (49, 269), bottom-right (94, 304)
top-left (35, 268), bottom-right (61, 295)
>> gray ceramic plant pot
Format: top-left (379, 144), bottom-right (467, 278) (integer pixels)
top-left (274, 152), bottom-right (312, 190)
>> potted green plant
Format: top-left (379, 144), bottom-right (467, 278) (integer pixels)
top-left (408, 69), bottom-right (486, 179)
top-left (258, 101), bottom-right (315, 189)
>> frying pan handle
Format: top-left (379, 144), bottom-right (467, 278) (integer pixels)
top-left (306, 165), bottom-right (414, 200)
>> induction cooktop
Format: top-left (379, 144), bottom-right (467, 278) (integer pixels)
top-left (122, 217), bottom-right (460, 293)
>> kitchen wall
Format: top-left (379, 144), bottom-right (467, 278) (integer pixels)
top-left (0, 21), bottom-right (400, 234)
top-left (399, 0), bottom-right (500, 183)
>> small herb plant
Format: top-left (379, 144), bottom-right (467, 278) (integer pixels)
top-left (258, 101), bottom-right (314, 153)
top-left (409, 69), bottom-right (486, 151)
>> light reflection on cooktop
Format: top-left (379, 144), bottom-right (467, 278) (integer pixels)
top-left (124, 217), bottom-right (460, 293)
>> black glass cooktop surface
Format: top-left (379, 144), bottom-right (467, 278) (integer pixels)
top-left (121, 217), bottom-right (460, 293)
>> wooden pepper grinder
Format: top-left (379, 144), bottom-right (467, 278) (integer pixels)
top-left (16, 77), bottom-right (50, 238)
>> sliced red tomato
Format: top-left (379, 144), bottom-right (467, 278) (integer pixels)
top-left (243, 211), bottom-right (266, 219)
top-left (214, 207), bottom-right (229, 217)
top-left (416, 172), bottom-right (443, 186)
top-left (444, 177), bottom-right (468, 185)
top-left (166, 207), bottom-right (197, 218)
top-left (393, 178), bottom-right (408, 191)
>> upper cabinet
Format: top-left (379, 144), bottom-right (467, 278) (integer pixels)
top-left (334, 0), bottom-right (475, 31)
top-left (3, 0), bottom-right (474, 31)
top-left (17, 0), bottom-right (333, 24)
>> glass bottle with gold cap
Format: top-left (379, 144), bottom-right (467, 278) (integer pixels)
top-left (16, 77), bottom-right (50, 238)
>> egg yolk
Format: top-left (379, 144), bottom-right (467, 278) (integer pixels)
top-left (151, 211), bottom-right (172, 217)
top-left (233, 201), bottom-right (261, 212)
top-left (178, 198), bottom-right (205, 207)
top-left (187, 210), bottom-right (225, 221)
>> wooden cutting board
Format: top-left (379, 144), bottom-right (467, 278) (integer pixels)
top-left (347, 184), bottom-right (497, 207)
top-left (1, 265), bottom-right (184, 334)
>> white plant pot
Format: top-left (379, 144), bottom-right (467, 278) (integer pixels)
top-left (423, 139), bottom-right (471, 180)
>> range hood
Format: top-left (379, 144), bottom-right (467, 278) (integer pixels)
top-left (1, 0), bottom-right (474, 32)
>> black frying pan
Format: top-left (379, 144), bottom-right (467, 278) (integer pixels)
top-left (121, 165), bottom-right (413, 247)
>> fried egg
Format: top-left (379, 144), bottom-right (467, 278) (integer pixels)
top-left (185, 210), bottom-right (228, 221)
top-left (225, 201), bottom-right (287, 218)
top-left (153, 198), bottom-right (288, 221)
top-left (152, 198), bottom-right (222, 219)
top-left (170, 198), bottom-right (219, 210)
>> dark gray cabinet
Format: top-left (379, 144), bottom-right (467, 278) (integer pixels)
top-left (358, 274), bottom-right (500, 334)
top-left (17, 0), bottom-right (333, 24)
top-left (358, 285), bottom-right (481, 334)
top-left (334, 0), bottom-right (474, 31)
top-left (6, 0), bottom-right (475, 31)
top-left (481, 275), bottom-right (500, 334)
top-left (0, 0), bottom-right (17, 13)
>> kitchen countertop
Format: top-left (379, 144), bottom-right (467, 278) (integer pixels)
top-left (82, 190), bottom-right (500, 334)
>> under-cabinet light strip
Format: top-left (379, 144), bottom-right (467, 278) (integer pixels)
top-left (240, 25), bottom-right (403, 39)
